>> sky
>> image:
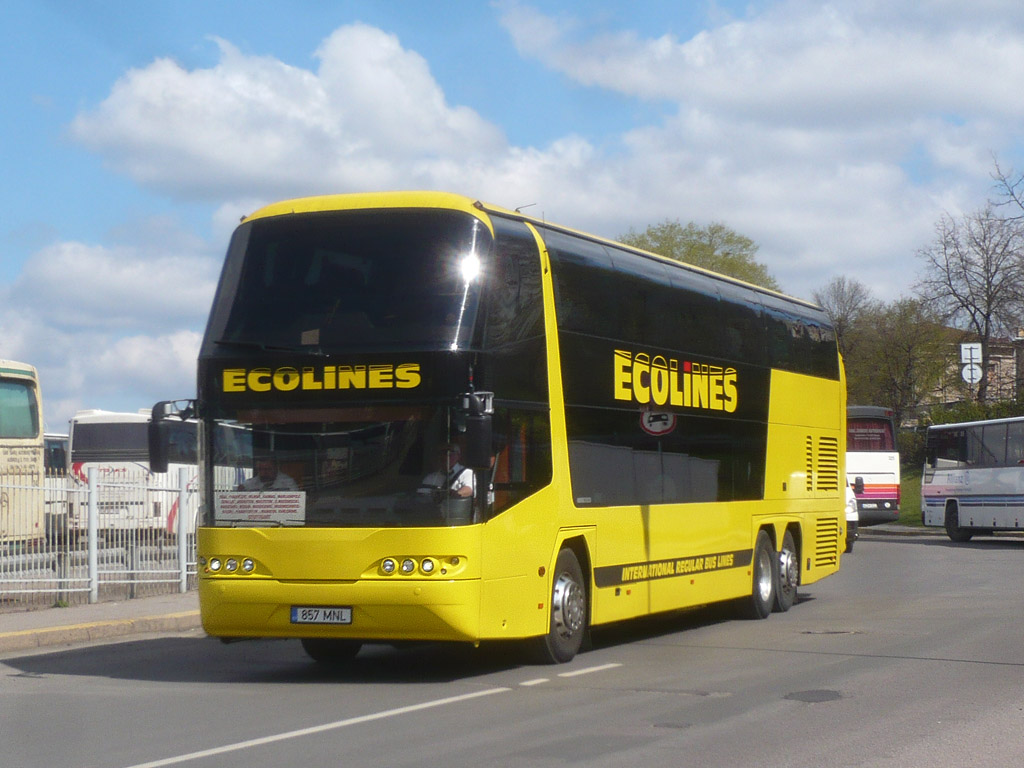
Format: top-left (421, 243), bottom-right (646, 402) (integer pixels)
top-left (3, 0), bottom-right (1024, 432)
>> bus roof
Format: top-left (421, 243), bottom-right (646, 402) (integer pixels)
top-left (241, 191), bottom-right (826, 313)
top-left (0, 359), bottom-right (39, 380)
top-left (70, 409), bottom-right (151, 424)
top-left (927, 415), bottom-right (1024, 431)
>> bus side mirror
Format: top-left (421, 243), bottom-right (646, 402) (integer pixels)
top-left (460, 392), bottom-right (493, 470)
top-left (149, 399), bottom-right (195, 474)
top-left (853, 476), bottom-right (865, 495)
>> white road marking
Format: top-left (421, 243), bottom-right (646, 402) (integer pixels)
top-left (121, 687), bottom-right (510, 768)
top-left (557, 662), bottom-right (623, 678)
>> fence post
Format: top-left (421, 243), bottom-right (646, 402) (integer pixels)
top-left (88, 467), bottom-right (99, 604)
top-left (178, 466), bottom-right (189, 593)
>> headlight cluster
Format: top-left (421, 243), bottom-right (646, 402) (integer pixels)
top-left (199, 555), bottom-right (256, 575)
top-left (379, 555), bottom-right (460, 577)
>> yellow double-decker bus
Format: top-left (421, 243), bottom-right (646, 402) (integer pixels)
top-left (152, 191), bottom-right (846, 664)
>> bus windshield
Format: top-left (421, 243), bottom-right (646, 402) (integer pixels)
top-left (204, 405), bottom-right (492, 528)
top-left (847, 417), bottom-right (895, 451)
top-left (216, 209), bottom-right (488, 353)
top-left (0, 379), bottom-right (40, 439)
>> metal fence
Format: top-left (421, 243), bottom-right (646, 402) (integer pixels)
top-left (1, 467), bottom-right (196, 611)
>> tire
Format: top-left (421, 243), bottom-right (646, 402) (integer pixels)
top-left (944, 503), bottom-right (973, 543)
top-left (533, 548), bottom-right (588, 664)
top-left (774, 529), bottom-right (799, 612)
top-left (301, 638), bottom-right (362, 664)
top-left (740, 530), bottom-right (776, 620)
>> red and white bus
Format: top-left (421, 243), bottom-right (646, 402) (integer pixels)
top-left (846, 406), bottom-right (900, 524)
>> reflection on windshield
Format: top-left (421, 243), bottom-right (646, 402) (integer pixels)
top-left (220, 209), bottom-right (487, 352)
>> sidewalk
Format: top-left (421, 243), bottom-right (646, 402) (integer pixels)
top-left (0, 591), bottom-right (201, 655)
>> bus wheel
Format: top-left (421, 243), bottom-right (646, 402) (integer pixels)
top-left (740, 530), bottom-right (776, 620)
top-left (534, 548), bottom-right (588, 664)
top-left (774, 530), bottom-right (799, 613)
top-left (944, 504), bottom-right (973, 543)
top-left (301, 638), bottom-right (362, 664)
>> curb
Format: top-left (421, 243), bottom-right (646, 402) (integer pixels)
top-left (0, 610), bottom-right (201, 655)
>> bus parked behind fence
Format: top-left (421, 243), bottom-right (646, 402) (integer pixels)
top-left (0, 360), bottom-right (45, 545)
top-left (68, 409), bottom-right (200, 537)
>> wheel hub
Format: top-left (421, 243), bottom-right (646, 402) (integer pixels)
top-left (552, 571), bottom-right (585, 638)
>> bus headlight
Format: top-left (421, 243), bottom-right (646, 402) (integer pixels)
top-left (382, 558), bottom-right (396, 574)
top-left (421, 559), bottom-right (435, 574)
top-left (209, 558), bottom-right (222, 572)
top-left (242, 558), bottom-right (255, 573)
top-left (225, 559), bottom-right (238, 573)
top-left (401, 559), bottom-right (416, 574)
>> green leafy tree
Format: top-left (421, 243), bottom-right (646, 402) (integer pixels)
top-left (619, 220), bottom-right (780, 291)
top-left (844, 298), bottom-right (948, 425)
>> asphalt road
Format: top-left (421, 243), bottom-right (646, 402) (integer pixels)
top-left (3, 532), bottom-right (1023, 768)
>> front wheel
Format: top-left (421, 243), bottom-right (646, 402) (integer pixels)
top-left (532, 548), bottom-right (588, 664)
top-left (739, 530), bottom-right (776, 620)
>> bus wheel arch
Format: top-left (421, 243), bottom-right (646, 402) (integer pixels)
top-left (533, 538), bottom-right (590, 664)
top-left (774, 526), bottom-right (800, 613)
top-left (944, 500), bottom-right (973, 543)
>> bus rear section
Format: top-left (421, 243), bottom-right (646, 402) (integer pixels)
top-left (0, 360), bottom-right (45, 544)
top-left (846, 405), bottom-right (900, 524)
top-left (169, 191), bottom-right (846, 664)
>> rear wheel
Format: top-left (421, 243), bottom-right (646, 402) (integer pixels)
top-left (533, 548), bottom-right (588, 664)
top-left (301, 638), bottom-right (362, 664)
top-left (739, 530), bottom-right (776, 620)
top-left (774, 529), bottom-right (799, 612)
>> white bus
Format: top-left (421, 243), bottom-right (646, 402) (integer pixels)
top-left (67, 409), bottom-right (199, 535)
top-left (846, 405), bottom-right (900, 524)
top-left (922, 415), bottom-right (1024, 542)
top-left (0, 360), bottom-right (45, 544)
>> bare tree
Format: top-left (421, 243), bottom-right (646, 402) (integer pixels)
top-left (812, 276), bottom-right (876, 358)
top-left (992, 158), bottom-right (1024, 222)
top-left (917, 205), bottom-right (1024, 402)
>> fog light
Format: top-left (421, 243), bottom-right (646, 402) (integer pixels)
top-left (401, 559), bottom-right (416, 574)
top-left (421, 559), bottom-right (435, 574)
top-left (382, 558), bottom-right (396, 574)
top-left (198, 556), bottom-right (207, 568)
top-left (225, 558), bottom-right (238, 573)
top-left (242, 558), bottom-right (255, 573)
top-left (209, 558), bottom-right (222, 572)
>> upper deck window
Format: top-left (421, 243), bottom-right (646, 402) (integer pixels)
top-left (217, 209), bottom-right (489, 353)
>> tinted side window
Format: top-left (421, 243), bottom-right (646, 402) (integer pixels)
top-left (544, 229), bottom-right (622, 340)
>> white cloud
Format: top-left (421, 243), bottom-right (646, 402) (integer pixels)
top-left (65, 10), bottom-right (1024, 308)
top-left (70, 25), bottom-right (506, 200)
top-left (0, 217), bottom-right (216, 429)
